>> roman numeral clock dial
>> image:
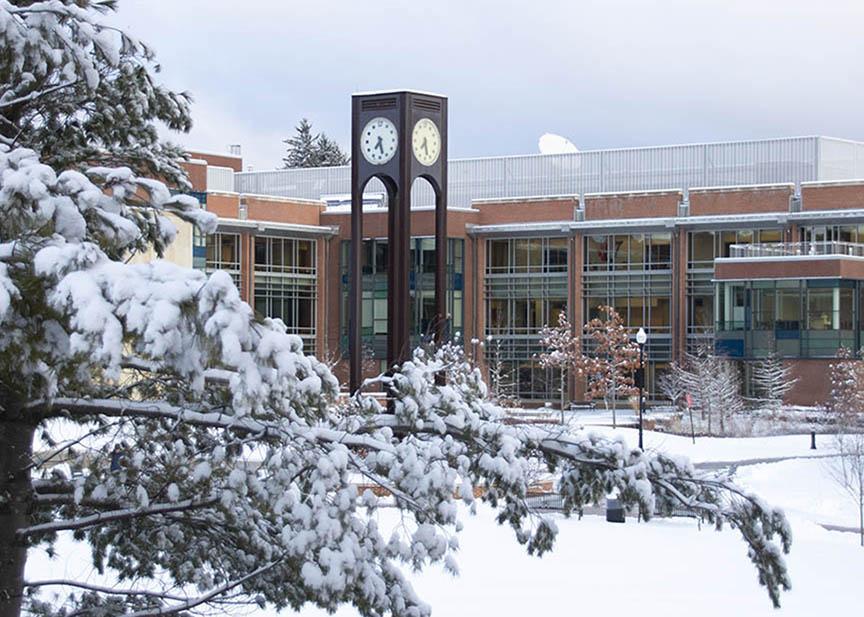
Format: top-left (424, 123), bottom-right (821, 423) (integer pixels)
top-left (361, 117), bottom-right (398, 165)
top-left (412, 118), bottom-right (441, 166)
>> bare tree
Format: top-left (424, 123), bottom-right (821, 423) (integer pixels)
top-left (538, 309), bottom-right (580, 423)
top-left (582, 306), bottom-right (640, 428)
top-left (682, 347), bottom-right (744, 436)
top-left (827, 431), bottom-right (864, 546)
top-left (827, 347), bottom-right (864, 425)
top-left (657, 361), bottom-right (687, 410)
top-left (487, 336), bottom-right (517, 408)
top-left (753, 352), bottom-right (798, 415)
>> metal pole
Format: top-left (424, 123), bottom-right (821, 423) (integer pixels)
top-left (638, 343), bottom-right (644, 451)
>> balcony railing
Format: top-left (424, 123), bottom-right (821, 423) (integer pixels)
top-left (728, 241), bottom-right (864, 259)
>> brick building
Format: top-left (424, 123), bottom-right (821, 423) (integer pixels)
top-left (182, 136), bottom-right (864, 406)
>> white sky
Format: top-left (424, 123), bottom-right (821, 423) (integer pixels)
top-left (110, 0), bottom-right (864, 170)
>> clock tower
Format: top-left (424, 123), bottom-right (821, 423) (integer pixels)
top-left (349, 90), bottom-right (448, 393)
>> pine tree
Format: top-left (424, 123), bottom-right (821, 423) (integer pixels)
top-left (752, 352), bottom-right (798, 414)
top-left (316, 133), bottom-right (350, 166)
top-left (282, 118), bottom-right (318, 168)
top-left (282, 119), bottom-right (348, 168)
top-left (0, 0), bottom-right (192, 188)
top-left (0, 3), bottom-right (794, 615)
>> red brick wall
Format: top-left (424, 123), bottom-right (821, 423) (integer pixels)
top-left (183, 160), bottom-right (207, 192)
top-left (584, 191), bottom-right (680, 220)
top-left (787, 359), bottom-right (832, 406)
top-left (187, 151), bottom-right (242, 172)
top-left (475, 198), bottom-right (576, 225)
top-left (689, 186), bottom-right (792, 216)
top-left (716, 258), bottom-right (864, 281)
top-left (207, 193), bottom-right (240, 218)
top-left (244, 196), bottom-right (324, 226)
top-left (801, 182), bottom-right (864, 211)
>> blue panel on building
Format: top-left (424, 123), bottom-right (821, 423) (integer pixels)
top-left (715, 339), bottom-right (744, 357)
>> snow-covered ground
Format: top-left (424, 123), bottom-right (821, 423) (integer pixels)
top-left (26, 428), bottom-right (862, 616)
top-left (293, 504), bottom-right (858, 617)
top-left (586, 425), bottom-right (826, 464)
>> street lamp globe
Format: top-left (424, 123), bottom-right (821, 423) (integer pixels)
top-left (636, 327), bottom-right (647, 345)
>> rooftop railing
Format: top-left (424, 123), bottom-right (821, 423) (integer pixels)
top-left (728, 241), bottom-right (864, 259)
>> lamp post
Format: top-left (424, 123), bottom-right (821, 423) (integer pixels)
top-left (635, 327), bottom-right (647, 451)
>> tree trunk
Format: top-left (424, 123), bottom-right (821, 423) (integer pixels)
top-left (858, 497), bottom-right (864, 546)
top-left (0, 407), bottom-right (35, 617)
top-left (560, 372), bottom-right (565, 425)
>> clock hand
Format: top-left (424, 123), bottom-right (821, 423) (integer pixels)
top-left (421, 137), bottom-right (428, 155)
top-left (374, 136), bottom-right (384, 154)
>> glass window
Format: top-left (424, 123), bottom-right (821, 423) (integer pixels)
top-left (628, 296), bottom-right (645, 328)
top-left (759, 229), bottom-right (782, 243)
top-left (752, 285), bottom-right (775, 329)
top-left (648, 233), bottom-right (671, 269)
top-left (254, 237), bottom-right (267, 265)
top-left (721, 231), bottom-right (738, 257)
top-left (839, 288), bottom-right (853, 329)
top-left (545, 238), bottom-right (568, 271)
top-left (489, 240), bottom-right (509, 271)
top-left (489, 299), bottom-right (509, 331)
top-left (419, 238), bottom-right (436, 273)
top-left (586, 297), bottom-right (605, 321)
top-left (691, 295), bottom-right (712, 327)
top-left (806, 289), bottom-right (833, 330)
top-left (650, 297), bottom-right (671, 328)
top-left (613, 236), bottom-right (629, 269)
top-left (297, 240), bottom-right (313, 271)
top-left (627, 234), bottom-right (644, 267)
top-left (513, 299), bottom-right (528, 330)
top-left (515, 239), bottom-right (541, 271)
top-left (586, 236), bottom-right (609, 269)
top-left (838, 226), bottom-right (856, 243)
top-left (689, 231), bottom-right (714, 265)
top-left (548, 300), bottom-right (566, 327)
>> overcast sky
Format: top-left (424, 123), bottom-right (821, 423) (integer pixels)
top-left (111, 0), bottom-right (864, 170)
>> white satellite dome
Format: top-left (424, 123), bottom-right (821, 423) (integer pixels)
top-left (538, 133), bottom-right (579, 155)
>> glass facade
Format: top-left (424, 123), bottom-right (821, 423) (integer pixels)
top-left (253, 236), bottom-right (317, 349)
top-left (715, 279), bottom-right (861, 358)
top-left (583, 233), bottom-right (672, 394)
top-left (686, 228), bottom-right (782, 353)
top-left (199, 233), bottom-right (319, 350)
top-left (203, 232), bottom-right (242, 289)
top-left (340, 237), bottom-right (464, 369)
top-left (801, 224), bottom-right (864, 243)
top-left (486, 238), bottom-right (568, 400)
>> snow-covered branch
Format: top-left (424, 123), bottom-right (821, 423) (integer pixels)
top-left (18, 496), bottom-right (220, 537)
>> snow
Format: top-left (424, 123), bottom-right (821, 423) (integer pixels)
top-left (24, 429), bottom-right (862, 617)
top-left (584, 426), bottom-right (826, 464)
top-left (291, 502), bottom-right (860, 617)
top-left (737, 458), bottom-right (859, 529)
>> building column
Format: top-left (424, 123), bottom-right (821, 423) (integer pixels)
top-left (240, 232), bottom-right (254, 304)
top-left (474, 234), bottom-right (487, 376)
top-left (316, 236), bottom-right (329, 358)
top-left (672, 229), bottom-right (688, 362)
top-left (571, 233), bottom-right (585, 401)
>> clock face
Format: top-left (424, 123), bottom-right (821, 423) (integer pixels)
top-left (412, 118), bottom-right (441, 166)
top-left (361, 117), bottom-right (398, 165)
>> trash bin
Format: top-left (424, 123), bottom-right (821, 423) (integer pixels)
top-left (606, 498), bottom-right (625, 523)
